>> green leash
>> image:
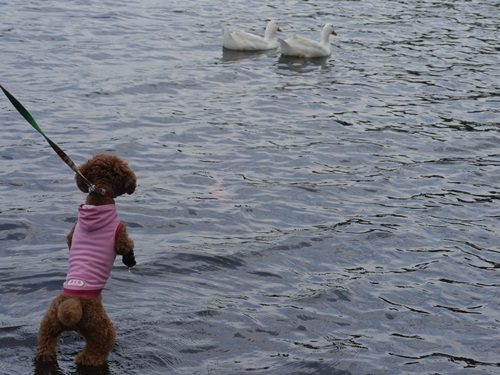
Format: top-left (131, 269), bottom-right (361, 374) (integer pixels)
top-left (1, 84), bottom-right (109, 196)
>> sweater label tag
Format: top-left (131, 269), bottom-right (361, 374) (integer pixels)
top-left (67, 279), bottom-right (86, 287)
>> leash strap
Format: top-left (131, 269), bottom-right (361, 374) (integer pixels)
top-left (1, 84), bottom-right (109, 196)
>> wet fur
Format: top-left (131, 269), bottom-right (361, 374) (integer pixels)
top-left (36, 154), bottom-right (136, 366)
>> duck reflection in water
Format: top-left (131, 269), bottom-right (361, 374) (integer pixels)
top-left (277, 54), bottom-right (330, 72)
top-left (222, 48), bottom-right (278, 62)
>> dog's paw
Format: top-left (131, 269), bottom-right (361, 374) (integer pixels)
top-left (34, 353), bottom-right (56, 363)
top-left (122, 252), bottom-right (136, 267)
top-left (34, 356), bottom-right (60, 374)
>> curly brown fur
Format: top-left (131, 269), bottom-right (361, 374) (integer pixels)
top-left (76, 154), bottom-right (136, 204)
top-left (36, 294), bottom-right (116, 366)
top-left (36, 154), bottom-right (136, 366)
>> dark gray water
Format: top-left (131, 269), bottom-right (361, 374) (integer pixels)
top-left (1, 0), bottom-right (499, 374)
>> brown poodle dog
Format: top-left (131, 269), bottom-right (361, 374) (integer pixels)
top-left (36, 154), bottom-right (137, 366)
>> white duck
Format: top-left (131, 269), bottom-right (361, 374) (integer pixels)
top-left (223, 20), bottom-right (282, 51)
top-left (279, 24), bottom-right (337, 58)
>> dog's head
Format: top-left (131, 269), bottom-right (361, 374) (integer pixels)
top-left (76, 154), bottom-right (136, 198)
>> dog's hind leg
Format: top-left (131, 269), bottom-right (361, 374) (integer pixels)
top-left (36, 295), bottom-right (65, 362)
top-left (75, 299), bottom-right (116, 366)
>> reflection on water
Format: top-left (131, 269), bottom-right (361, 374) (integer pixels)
top-left (277, 54), bottom-right (330, 72)
top-left (1, 0), bottom-right (499, 374)
top-left (34, 359), bottom-right (113, 375)
top-left (221, 48), bottom-right (278, 62)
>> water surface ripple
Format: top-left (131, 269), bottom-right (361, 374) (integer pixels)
top-left (1, 0), bottom-right (499, 374)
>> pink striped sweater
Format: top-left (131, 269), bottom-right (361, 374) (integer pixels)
top-left (63, 204), bottom-right (122, 297)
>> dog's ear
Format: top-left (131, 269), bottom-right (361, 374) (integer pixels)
top-left (121, 163), bottom-right (136, 195)
top-left (75, 159), bottom-right (90, 193)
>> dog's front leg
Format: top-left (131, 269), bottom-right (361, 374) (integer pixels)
top-left (115, 223), bottom-right (136, 267)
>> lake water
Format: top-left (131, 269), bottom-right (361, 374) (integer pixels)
top-left (1, 0), bottom-right (499, 374)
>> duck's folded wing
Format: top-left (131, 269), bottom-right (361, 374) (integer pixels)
top-left (280, 35), bottom-right (323, 56)
top-left (229, 30), bottom-right (270, 50)
top-left (223, 29), bottom-right (266, 50)
top-left (290, 35), bottom-right (323, 49)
